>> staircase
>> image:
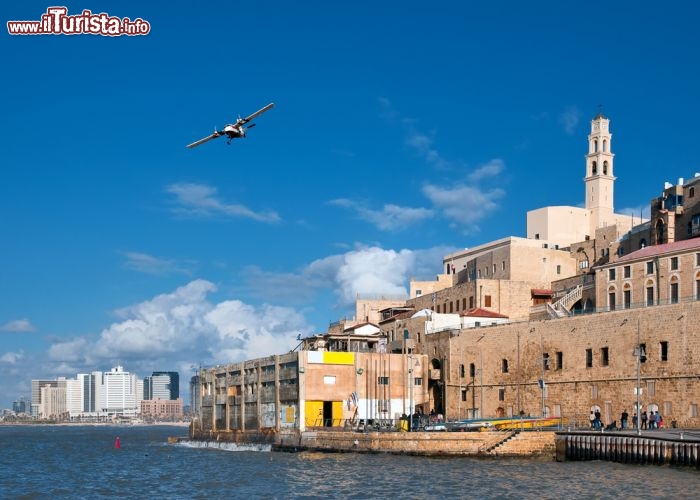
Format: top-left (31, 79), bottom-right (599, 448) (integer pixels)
top-left (547, 285), bottom-right (582, 319)
top-left (484, 431), bottom-right (556, 457)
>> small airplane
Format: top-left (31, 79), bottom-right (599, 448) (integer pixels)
top-left (186, 102), bottom-right (274, 148)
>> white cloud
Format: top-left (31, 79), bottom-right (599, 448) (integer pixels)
top-left (560, 106), bottom-right (581, 135)
top-left (468, 159), bottom-right (505, 182)
top-left (0, 319), bottom-right (36, 332)
top-left (122, 251), bottom-right (193, 276)
top-left (0, 351), bottom-right (24, 364)
top-left (243, 245), bottom-right (451, 312)
top-left (423, 183), bottom-right (505, 231)
top-left (618, 205), bottom-right (651, 221)
top-left (46, 279), bottom-right (304, 371)
top-left (166, 183), bottom-right (281, 223)
top-left (329, 198), bottom-right (434, 231)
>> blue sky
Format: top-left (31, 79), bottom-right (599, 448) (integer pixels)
top-left (2, 1), bottom-right (699, 408)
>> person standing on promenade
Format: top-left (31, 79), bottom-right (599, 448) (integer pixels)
top-left (632, 412), bottom-right (638, 429)
top-left (648, 411), bottom-right (656, 430)
top-left (590, 411), bottom-right (595, 429)
top-left (641, 410), bottom-right (648, 429)
top-left (621, 409), bottom-right (629, 429)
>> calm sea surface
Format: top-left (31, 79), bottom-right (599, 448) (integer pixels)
top-left (1, 424), bottom-right (699, 499)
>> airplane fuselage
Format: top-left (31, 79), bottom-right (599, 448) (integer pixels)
top-left (223, 124), bottom-right (245, 139)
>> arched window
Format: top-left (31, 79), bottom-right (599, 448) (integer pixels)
top-left (603, 140), bottom-right (607, 152)
top-left (603, 160), bottom-right (608, 175)
top-left (608, 285), bottom-right (617, 311)
top-left (640, 239), bottom-right (647, 249)
top-left (594, 140), bottom-right (598, 152)
top-left (690, 187), bottom-right (695, 198)
top-left (669, 275), bottom-right (679, 304)
top-left (655, 219), bottom-right (665, 244)
top-left (592, 161), bottom-right (597, 175)
top-left (646, 279), bottom-right (655, 306)
top-left (623, 283), bottom-right (632, 309)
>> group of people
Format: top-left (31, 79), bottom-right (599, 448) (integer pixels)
top-left (631, 410), bottom-right (664, 430)
top-left (590, 408), bottom-right (663, 430)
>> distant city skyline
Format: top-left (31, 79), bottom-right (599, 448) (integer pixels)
top-left (3, 2), bottom-right (700, 408)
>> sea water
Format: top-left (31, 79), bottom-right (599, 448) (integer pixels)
top-left (1, 424), bottom-right (699, 499)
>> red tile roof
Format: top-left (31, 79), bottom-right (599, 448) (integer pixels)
top-left (616, 238), bottom-right (700, 263)
top-left (460, 308), bottom-right (509, 319)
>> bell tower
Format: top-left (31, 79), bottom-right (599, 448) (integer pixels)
top-left (585, 109), bottom-right (616, 230)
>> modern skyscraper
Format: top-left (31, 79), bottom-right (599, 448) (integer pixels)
top-left (144, 371), bottom-right (179, 400)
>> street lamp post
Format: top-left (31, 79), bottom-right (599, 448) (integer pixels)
top-left (635, 318), bottom-right (644, 436)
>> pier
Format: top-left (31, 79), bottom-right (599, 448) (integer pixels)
top-left (556, 430), bottom-right (700, 467)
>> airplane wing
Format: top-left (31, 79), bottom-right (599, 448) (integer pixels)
top-left (241, 102), bottom-right (275, 124)
top-left (186, 131), bottom-right (222, 149)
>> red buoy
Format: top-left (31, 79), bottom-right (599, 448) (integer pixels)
top-left (115, 437), bottom-right (121, 449)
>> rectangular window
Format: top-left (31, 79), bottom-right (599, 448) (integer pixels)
top-left (556, 351), bottom-right (563, 370)
top-left (670, 283), bottom-right (679, 304)
top-left (498, 388), bottom-right (505, 401)
top-left (502, 359), bottom-right (509, 373)
top-left (664, 401), bottom-right (672, 417)
top-left (591, 384), bottom-right (598, 399)
top-left (609, 269), bottom-right (616, 280)
top-left (469, 363), bottom-right (476, 378)
top-left (484, 295), bottom-right (492, 307)
top-left (414, 377), bottom-right (422, 386)
top-left (415, 289), bottom-right (422, 296)
top-left (462, 298), bottom-right (466, 310)
top-left (601, 347), bottom-right (609, 366)
top-left (697, 253), bottom-right (700, 266)
top-left (469, 296), bottom-right (474, 308)
top-left (543, 353), bottom-right (550, 370)
top-left (690, 404), bottom-right (698, 418)
top-left (378, 376), bottom-right (389, 385)
top-left (624, 290), bottom-right (631, 309)
top-left (478, 269), bottom-right (481, 278)
top-left (609, 292), bottom-right (616, 311)
top-left (670, 256), bottom-right (679, 270)
top-left (624, 265), bottom-right (631, 279)
top-left (586, 348), bottom-right (593, 368)
top-left (323, 376), bottom-right (336, 385)
top-left (660, 341), bottom-right (668, 361)
top-left (557, 265), bottom-right (561, 275)
top-left (436, 305), bottom-right (441, 313)
top-left (461, 388), bottom-right (467, 402)
top-left (646, 287), bottom-right (654, 306)
top-left (580, 260), bottom-right (589, 270)
top-left (647, 380), bottom-right (656, 397)
top-left (492, 264), bottom-right (496, 274)
top-left (460, 364), bottom-right (465, 378)
top-left (647, 261), bottom-right (654, 274)
top-left (449, 301), bottom-right (454, 313)
top-left (502, 261), bottom-right (506, 271)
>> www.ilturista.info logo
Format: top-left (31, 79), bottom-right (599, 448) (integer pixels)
top-left (7, 7), bottom-right (150, 36)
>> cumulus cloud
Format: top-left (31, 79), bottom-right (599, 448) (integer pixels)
top-left (243, 245), bottom-right (451, 311)
top-left (329, 198), bottom-right (434, 231)
top-left (122, 251), bottom-right (193, 276)
top-left (0, 319), bottom-right (36, 332)
top-left (46, 280), bottom-right (305, 373)
top-left (166, 183), bottom-right (281, 223)
top-left (560, 106), bottom-right (581, 135)
top-left (423, 183), bottom-right (505, 231)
